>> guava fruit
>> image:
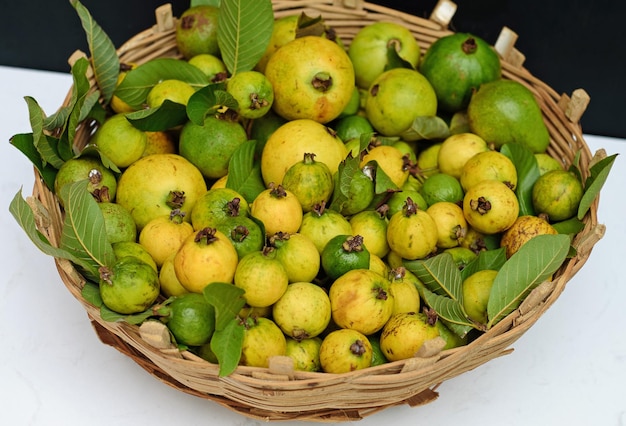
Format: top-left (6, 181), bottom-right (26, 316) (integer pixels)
top-left (467, 79), bottom-right (550, 153)
top-left (420, 33), bottom-right (501, 113)
top-left (175, 5), bottom-right (220, 60)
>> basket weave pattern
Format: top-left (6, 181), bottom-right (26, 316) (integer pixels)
top-left (32, 0), bottom-right (604, 422)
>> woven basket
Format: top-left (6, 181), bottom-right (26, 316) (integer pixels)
top-left (30, 0), bottom-right (606, 422)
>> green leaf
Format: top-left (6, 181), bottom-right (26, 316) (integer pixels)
top-left (577, 153), bottom-right (618, 219)
top-left (501, 143), bottom-right (540, 216)
top-left (202, 282), bottom-right (247, 330)
top-left (460, 247), bottom-right (507, 281)
top-left (70, 0), bottom-right (119, 104)
top-left (225, 140), bottom-right (266, 203)
top-left (384, 44), bottom-right (415, 72)
top-left (125, 100), bottom-right (189, 131)
top-left (400, 116), bottom-right (450, 142)
top-left (9, 189), bottom-right (96, 273)
top-left (551, 217), bottom-right (586, 235)
top-left (59, 180), bottom-right (116, 280)
top-left (404, 253), bottom-right (463, 301)
top-left (186, 82), bottom-right (238, 126)
top-left (24, 96), bottom-right (64, 169)
top-left (422, 287), bottom-right (475, 330)
top-left (114, 58), bottom-right (209, 109)
top-left (9, 133), bottom-right (59, 191)
top-left (486, 234), bottom-right (570, 328)
top-left (366, 159), bottom-right (400, 195)
top-left (100, 304), bottom-right (156, 325)
top-left (81, 281), bottom-right (103, 307)
top-left (210, 317), bottom-right (244, 376)
top-left (217, 0), bottom-right (274, 75)
top-left (329, 154), bottom-right (361, 213)
top-left (192, 0), bottom-right (221, 6)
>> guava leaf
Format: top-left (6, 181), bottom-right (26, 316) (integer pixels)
top-left (9, 133), bottom-right (59, 191)
top-left (79, 145), bottom-right (121, 174)
top-left (192, 0), bottom-right (221, 6)
top-left (81, 281), bottom-right (103, 307)
top-left (114, 58), bottom-right (209, 109)
top-left (125, 100), bottom-right (189, 131)
top-left (328, 154), bottom-right (361, 213)
top-left (59, 180), bottom-right (116, 280)
top-left (501, 143), bottom-right (540, 216)
top-left (358, 159), bottom-right (400, 196)
top-left (217, 0), bottom-right (274, 75)
top-left (186, 82), bottom-right (238, 126)
top-left (400, 116), bottom-right (450, 142)
top-left (203, 282), bottom-right (247, 331)
top-left (460, 247), bottom-right (507, 281)
top-left (24, 96), bottom-right (64, 169)
top-left (225, 140), bottom-right (265, 203)
top-left (486, 233), bottom-right (570, 328)
top-left (70, 0), bottom-right (119, 104)
top-left (210, 317), bottom-right (244, 377)
top-left (385, 44), bottom-right (415, 71)
top-left (9, 188), bottom-right (95, 272)
top-left (577, 153), bottom-right (618, 219)
top-left (295, 13), bottom-right (326, 38)
top-left (449, 111), bottom-right (471, 135)
top-left (422, 287), bottom-right (475, 330)
top-left (404, 253), bottom-right (463, 301)
top-left (551, 217), bottom-right (585, 235)
top-left (99, 304), bottom-right (157, 325)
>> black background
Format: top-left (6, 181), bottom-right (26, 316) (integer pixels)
top-left (2, 0), bottom-right (624, 138)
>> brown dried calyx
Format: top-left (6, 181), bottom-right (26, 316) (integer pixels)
top-left (462, 37), bottom-right (478, 54)
top-left (350, 339), bottom-right (367, 356)
top-left (166, 190), bottom-right (186, 209)
top-left (469, 196), bottom-right (491, 215)
top-left (195, 227), bottom-right (219, 244)
top-left (311, 72), bottom-right (333, 92)
top-left (342, 235), bottom-right (365, 253)
top-left (402, 197), bottom-right (419, 217)
top-left (227, 197), bottom-right (243, 217)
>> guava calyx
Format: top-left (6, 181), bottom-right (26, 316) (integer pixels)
top-left (195, 227), bottom-right (219, 244)
top-left (269, 183), bottom-right (288, 198)
top-left (311, 72), bottom-right (333, 92)
top-left (423, 307), bottom-right (439, 326)
top-left (99, 266), bottom-right (113, 285)
top-left (462, 37), bottom-right (478, 54)
top-left (227, 197), bottom-right (242, 217)
top-left (469, 196), bottom-right (491, 215)
top-left (402, 197), bottom-right (419, 217)
top-left (350, 339), bottom-right (368, 356)
top-left (169, 208), bottom-right (186, 223)
top-left (250, 92), bottom-right (270, 110)
top-left (231, 225), bottom-right (250, 243)
top-left (374, 286), bottom-right (389, 301)
top-left (343, 235), bottom-right (365, 252)
top-left (166, 190), bottom-right (186, 209)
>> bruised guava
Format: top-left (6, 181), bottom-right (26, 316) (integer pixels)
top-left (175, 5), bottom-right (220, 59)
top-left (500, 214), bottom-right (558, 258)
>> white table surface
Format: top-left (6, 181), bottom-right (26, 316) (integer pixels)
top-left (1, 64), bottom-right (624, 426)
